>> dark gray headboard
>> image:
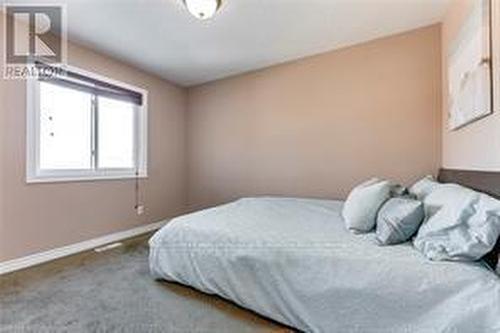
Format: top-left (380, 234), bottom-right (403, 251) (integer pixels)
top-left (438, 169), bottom-right (500, 269)
top-left (439, 169), bottom-right (500, 200)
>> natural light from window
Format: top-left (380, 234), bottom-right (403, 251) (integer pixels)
top-left (98, 96), bottom-right (135, 169)
top-left (27, 65), bottom-right (147, 183)
top-left (40, 82), bottom-right (93, 170)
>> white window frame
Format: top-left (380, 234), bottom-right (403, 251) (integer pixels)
top-left (26, 64), bottom-right (148, 183)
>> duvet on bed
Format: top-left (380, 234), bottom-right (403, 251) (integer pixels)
top-left (149, 197), bottom-right (500, 333)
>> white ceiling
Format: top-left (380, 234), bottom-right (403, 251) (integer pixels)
top-left (5, 0), bottom-right (451, 86)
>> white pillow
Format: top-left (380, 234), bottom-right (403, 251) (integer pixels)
top-left (409, 175), bottom-right (440, 201)
top-left (413, 183), bottom-right (500, 261)
top-left (343, 178), bottom-right (391, 233)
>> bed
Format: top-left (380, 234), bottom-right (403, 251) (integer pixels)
top-left (149, 171), bottom-right (500, 333)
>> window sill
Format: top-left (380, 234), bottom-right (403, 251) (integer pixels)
top-left (26, 173), bottom-right (148, 184)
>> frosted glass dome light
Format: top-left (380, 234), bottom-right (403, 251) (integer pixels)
top-left (183, 0), bottom-right (221, 20)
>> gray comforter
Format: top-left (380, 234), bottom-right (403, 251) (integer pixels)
top-left (149, 197), bottom-right (500, 333)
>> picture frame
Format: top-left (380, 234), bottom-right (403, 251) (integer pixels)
top-left (448, 0), bottom-right (494, 130)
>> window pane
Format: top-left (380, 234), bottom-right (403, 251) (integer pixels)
top-left (97, 97), bottom-right (135, 169)
top-left (40, 82), bottom-right (92, 170)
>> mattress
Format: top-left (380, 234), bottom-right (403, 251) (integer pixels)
top-left (149, 197), bottom-right (500, 333)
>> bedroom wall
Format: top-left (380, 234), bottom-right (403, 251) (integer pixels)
top-left (0, 17), bottom-right (188, 262)
top-left (441, 0), bottom-right (500, 171)
top-left (186, 25), bottom-right (442, 210)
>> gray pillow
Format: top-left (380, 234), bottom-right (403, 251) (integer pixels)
top-left (413, 184), bottom-right (500, 261)
top-left (409, 175), bottom-right (440, 201)
top-left (390, 184), bottom-right (409, 197)
top-left (343, 178), bottom-right (391, 233)
top-left (376, 197), bottom-right (424, 245)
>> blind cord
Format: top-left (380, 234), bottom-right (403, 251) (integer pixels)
top-left (134, 169), bottom-right (140, 211)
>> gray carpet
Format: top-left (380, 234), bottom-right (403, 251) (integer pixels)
top-left (0, 235), bottom-right (288, 333)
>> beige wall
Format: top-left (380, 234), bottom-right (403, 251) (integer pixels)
top-left (442, 0), bottom-right (500, 170)
top-left (0, 20), bottom-right (187, 261)
top-left (0, 20), bottom-right (445, 262)
top-left (187, 25), bottom-right (442, 210)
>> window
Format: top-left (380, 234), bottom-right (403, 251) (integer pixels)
top-left (27, 64), bottom-right (147, 183)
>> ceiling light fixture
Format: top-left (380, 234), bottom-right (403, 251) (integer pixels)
top-left (183, 0), bottom-right (221, 20)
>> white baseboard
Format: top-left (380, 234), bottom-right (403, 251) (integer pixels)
top-left (0, 220), bottom-right (168, 276)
